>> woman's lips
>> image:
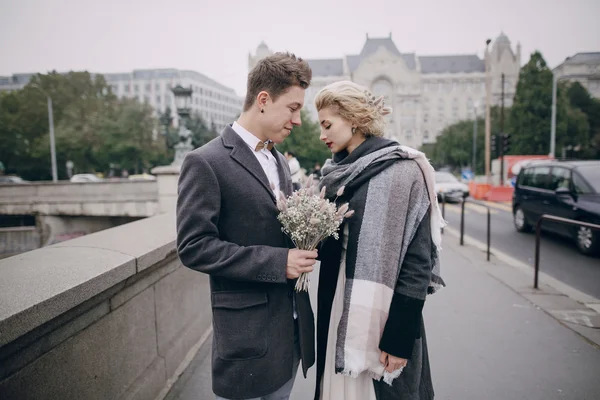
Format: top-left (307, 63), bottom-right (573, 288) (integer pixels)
top-left (326, 142), bottom-right (332, 149)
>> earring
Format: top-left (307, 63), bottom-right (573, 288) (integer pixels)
top-left (261, 109), bottom-right (264, 113)
top-left (351, 127), bottom-right (356, 134)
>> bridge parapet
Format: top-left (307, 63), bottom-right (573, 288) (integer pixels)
top-left (0, 212), bottom-right (211, 399)
top-left (0, 180), bottom-right (159, 217)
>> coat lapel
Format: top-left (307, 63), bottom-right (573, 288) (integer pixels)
top-left (222, 126), bottom-right (277, 203)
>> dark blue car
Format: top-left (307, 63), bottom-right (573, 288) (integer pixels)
top-left (512, 160), bottom-right (600, 256)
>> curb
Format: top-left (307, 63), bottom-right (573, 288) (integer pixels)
top-left (443, 226), bottom-right (600, 348)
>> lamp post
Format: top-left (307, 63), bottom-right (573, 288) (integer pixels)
top-left (472, 102), bottom-right (479, 174)
top-left (31, 84), bottom-right (58, 182)
top-left (170, 85), bottom-right (194, 165)
top-left (484, 39), bottom-right (492, 181)
top-left (550, 72), bottom-right (600, 158)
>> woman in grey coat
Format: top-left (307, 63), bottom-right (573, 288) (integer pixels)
top-left (313, 81), bottom-right (446, 400)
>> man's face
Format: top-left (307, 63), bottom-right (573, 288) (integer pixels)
top-left (261, 85), bottom-right (304, 144)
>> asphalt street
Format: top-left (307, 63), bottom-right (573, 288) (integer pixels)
top-left (442, 200), bottom-right (600, 299)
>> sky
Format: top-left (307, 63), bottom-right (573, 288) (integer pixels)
top-left (1, 0), bottom-right (599, 96)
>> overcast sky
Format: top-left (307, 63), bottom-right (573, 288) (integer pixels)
top-left (1, 0), bottom-right (599, 96)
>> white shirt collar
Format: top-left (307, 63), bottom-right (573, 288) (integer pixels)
top-left (232, 121), bottom-right (264, 152)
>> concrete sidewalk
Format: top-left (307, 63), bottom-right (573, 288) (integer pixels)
top-left (164, 239), bottom-right (600, 400)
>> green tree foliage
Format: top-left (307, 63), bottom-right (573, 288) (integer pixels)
top-left (423, 51), bottom-right (599, 174)
top-left (566, 82), bottom-right (600, 159)
top-left (157, 108), bottom-right (217, 162)
top-left (56, 98), bottom-right (165, 175)
top-left (276, 110), bottom-right (331, 172)
top-left (0, 71), bottom-right (169, 180)
top-left (420, 106), bottom-right (505, 175)
top-left (187, 112), bottom-right (218, 148)
top-left (508, 51), bottom-right (593, 157)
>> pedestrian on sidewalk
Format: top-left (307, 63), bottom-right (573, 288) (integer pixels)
top-left (314, 81), bottom-right (446, 400)
top-left (285, 151), bottom-right (302, 191)
top-left (176, 53), bottom-right (317, 400)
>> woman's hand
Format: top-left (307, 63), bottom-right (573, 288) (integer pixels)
top-left (380, 351), bottom-right (407, 373)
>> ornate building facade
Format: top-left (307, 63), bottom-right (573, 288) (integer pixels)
top-left (249, 33), bottom-right (521, 147)
top-left (553, 52), bottom-right (600, 99)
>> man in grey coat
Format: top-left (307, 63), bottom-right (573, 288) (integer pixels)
top-left (176, 53), bottom-right (317, 400)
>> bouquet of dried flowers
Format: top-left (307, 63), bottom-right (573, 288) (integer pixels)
top-left (277, 176), bottom-right (354, 292)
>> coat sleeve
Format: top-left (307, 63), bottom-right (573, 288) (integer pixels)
top-left (379, 208), bottom-right (433, 359)
top-left (176, 151), bottom-right (289, 283)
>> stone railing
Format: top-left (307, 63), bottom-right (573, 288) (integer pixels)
top-left (0, 226), bottom-right (41, 260)
top-left (0, 180), bottom-right (159, 217)
top-left (0, 211), bottom-right (211, 399)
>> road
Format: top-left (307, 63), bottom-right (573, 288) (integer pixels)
top-left (442, 199), bottom-right (600, 299)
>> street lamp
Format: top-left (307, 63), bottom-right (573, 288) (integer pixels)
top-left (484, 39), bottom-right (492, 181)
top-left (472, 102), bottom-right (479, 174)
top-left (550, 72), bottom-right (600, 158)
top-left (31, 84), bottom-right (58, 182)
top-left (170, 85), bottom-right (194, 165)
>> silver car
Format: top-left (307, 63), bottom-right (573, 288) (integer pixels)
top-left (435, 172), bottom-right (470, 202)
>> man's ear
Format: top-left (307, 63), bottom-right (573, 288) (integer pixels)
top-left (257, 91), bottom-right (270, 109)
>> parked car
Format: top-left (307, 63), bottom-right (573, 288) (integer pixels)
top-left (70, 174), bottom-right (104, 183)
top-left (0, 175), bottom-right (27, 184)
top-left (512, 160), bottom-right (600, 256)
top-left (128, 173), bottom-right (156, 181)
top-left (434, 171), bottom-right (470, 202)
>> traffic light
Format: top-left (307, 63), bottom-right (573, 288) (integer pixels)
top-left (502, 133), bottom-right (511, 155)
top-left (491, 134), bottom-right (497, 157)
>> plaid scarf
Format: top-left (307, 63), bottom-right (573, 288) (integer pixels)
top-left (319, 138), bottom-right (445, 384)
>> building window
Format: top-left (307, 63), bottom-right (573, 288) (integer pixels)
top-left (424, 113), bottom-right (429, 123)
top-left (406, 130), bottom-right (413, 140)
top-left (144, 95), bottom-right (150, 103)
top-left (134, 84), bottom-right (139, 93)
top-left (155, 83), bottom-right (161, 91)
top-left (156, 95), bottom-right (161, 104)
top-left (145, 83), bottom-right (151, 92)
top-left (371, 78), bottom-right (393, 102)
top-left (123, 84), bottom-right (130, 93)
top-left (424, 130), bottom-right (430, 139)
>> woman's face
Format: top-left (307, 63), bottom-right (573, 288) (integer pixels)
top-left (318, 106), bottom-right (365, 154)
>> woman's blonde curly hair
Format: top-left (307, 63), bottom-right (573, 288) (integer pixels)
top-left (314, 81), bottom-right (392, 137)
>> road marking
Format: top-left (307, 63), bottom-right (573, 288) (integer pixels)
top-left (444, 203), bottom-right (498, 215)
top-left (466, 203), bottom-right (498, 214)
top-left (549, 309), bottom-right (600, 328)
top-left (444, 204), bottom-right (469, 215)
top-left (479, 201), bottom-right (513, 213)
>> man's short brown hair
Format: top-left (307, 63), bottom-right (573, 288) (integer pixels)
top-left (243, 52), bottom-right (312, 111)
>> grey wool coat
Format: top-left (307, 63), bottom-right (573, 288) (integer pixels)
top-left (176, 126), bottom-right (315, 400)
